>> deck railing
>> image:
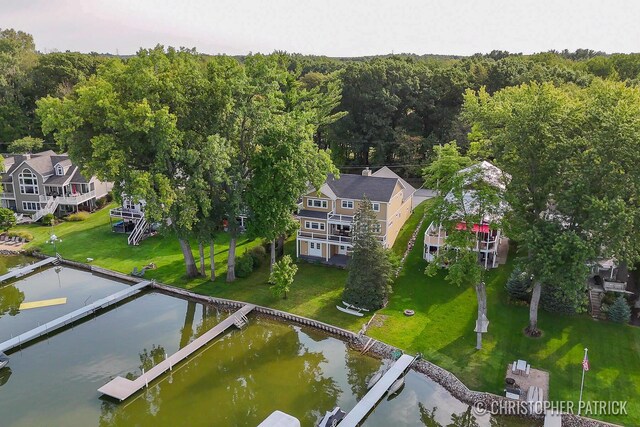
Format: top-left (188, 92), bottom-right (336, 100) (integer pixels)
top-left (0, 192), bottom-right (15, 199)
top-left (327, 212), bottom-right (354, 223)
top-left (109, 207), bottom-right (144, 220)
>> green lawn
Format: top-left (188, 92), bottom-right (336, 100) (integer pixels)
top-left (15, 204), bottom-right (357, 331)
top-left (15, 201), bottom-right (640, 424)
top-left (367, 205), bottom-right (640, 425)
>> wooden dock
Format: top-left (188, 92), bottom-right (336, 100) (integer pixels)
top-left (0, 280), bottom-right (151, 353)
top-left (339, 354), bottom-right (415, 427)
top-left (98, 303), bottom-right (256, 401)
top-left (0, 257), bottom-right (57, 284)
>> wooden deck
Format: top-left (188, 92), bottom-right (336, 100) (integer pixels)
top-left (98, 303), bottom-right (256, 401)
top-left (339, 354), bottom-right (415, 427)
top-left (0, 280), bottom-right (151, 353)
top-left (0, 257), bottom-right (57, 284)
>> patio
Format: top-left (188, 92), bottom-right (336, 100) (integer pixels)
top-left (299, 254), bottom-right (349, 268)
top-left (504, 363), bottom-right (549, 402)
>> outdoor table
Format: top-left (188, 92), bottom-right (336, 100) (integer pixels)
top-left (516, 359), bottom-right (527, 374)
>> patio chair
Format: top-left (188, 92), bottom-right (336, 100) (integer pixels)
top-left (0, 235), bottom-right (5, 241)
top-left (511, 361), bottom-right (517, 374)
top-left (525, 364), bottom-right (530, 376)
top-left (131, 267), bottom-right (139, 276)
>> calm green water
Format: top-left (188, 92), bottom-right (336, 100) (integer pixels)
top-left (0, 262), bottom-right (537, 427)
top-left (0, 265), bottom-right (129, 342)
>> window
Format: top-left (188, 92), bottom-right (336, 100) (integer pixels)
top-left (305, 221), bottom-right (325, 231)
top-left (341, 200), bottom-right (354, 209)
top-left (18, 169), bottom-right (39, 195)
top-left (307, 198), bottom-right (327, 209)
top-left (22, 201), bottom-right (39, 211)
top-left (54, 164), bottom-right (64, 176)
top-left (373, 223), bottom-right (381, 233)
top-left (372, 202), bottom-right (380, 212)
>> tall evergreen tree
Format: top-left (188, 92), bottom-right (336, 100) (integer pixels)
top-left (343, 196), bottom-right (393, 310)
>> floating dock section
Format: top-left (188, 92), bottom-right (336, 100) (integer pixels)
top-left (0, 257), bottom-right (57, 284)
top-left (0, 280), bottom-right (151, 353)
top-left (98, 303), bottom-right (256, 401)
top-left (339, 354), bottom-right (415, 427)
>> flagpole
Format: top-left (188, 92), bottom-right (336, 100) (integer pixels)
top-left (578, 347), bottom-right (588, 416)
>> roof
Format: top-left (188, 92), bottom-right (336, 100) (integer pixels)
top-left (1, 151), bottom-right (93, 184)
top-left (325, 173), bottom-right (399, 203)
top-left (372, 166), bottom-right (416, 202)
top-left (459, 161), bottom-right (510, 191)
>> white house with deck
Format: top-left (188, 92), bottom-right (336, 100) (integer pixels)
top-left (423, 161), bottom-right (508, 269)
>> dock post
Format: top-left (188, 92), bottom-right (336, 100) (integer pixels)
top-left (143, 368), bottom-right (148, 388)
top-left (167, 353), bottom-right (172, 371)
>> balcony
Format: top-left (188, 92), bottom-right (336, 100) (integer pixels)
top-left (0, 192), bottom-right (15, 199)
top-left (297, 230), bottom-right (353, 245)
top-left (50, 190), bottom-right (96, 205)
top-left (110, 207), bottom-right (145, 220)
top-left (327, 212), bottom-right (354, 224)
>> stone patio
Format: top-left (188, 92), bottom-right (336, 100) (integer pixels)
top-left (505, 364), bottom-right (549, 401)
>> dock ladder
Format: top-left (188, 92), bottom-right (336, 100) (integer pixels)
top-left (233, 313), bottom-right (249, 329)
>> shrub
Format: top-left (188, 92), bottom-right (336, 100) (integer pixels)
top-left (67, 211), bottom-right (90, 221)
top-left (0, 207), bottom-right (16, 231)
top-left (505, 267), bottom-right (531, 302)
top-left (105, 192), bottom-right (114, 203)
top-left (249, 245), bottom-right (267, 268)
top-left (608, 295), bottom-right (631, 324)
top-left (8, 230), bottom-right (33, 241)
top-left (234, 253), bottom-right (254, 278)
top-left (41, 213), bottom-right (55, 226)
top-left (95, 198), bottom-right (106, 208)
top-left (541, 283), bottom-right (588, 315)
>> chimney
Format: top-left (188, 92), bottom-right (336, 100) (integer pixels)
top-left (362, 167), bottom-right (372, 177)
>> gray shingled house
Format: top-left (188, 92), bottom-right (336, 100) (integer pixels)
top-left (1, 150), bottom-right (112, 222)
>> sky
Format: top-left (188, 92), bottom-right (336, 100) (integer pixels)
top-left (1, 0), bottom-right (639, 57)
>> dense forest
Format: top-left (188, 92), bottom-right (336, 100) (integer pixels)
top-left (2, 27), bottom-right (640, 178)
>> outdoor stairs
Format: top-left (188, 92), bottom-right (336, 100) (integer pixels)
top-left (233, 313), bottom-right (249, 329)
top-left (31, 197), bottom-right (60, 222)
top-left (589, 289), bottom-right (605, 319)
top-left (127, 218), bottom-right (148, 246)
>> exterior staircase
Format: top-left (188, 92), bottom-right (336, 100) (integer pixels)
top-left (31, 196), bottom-right (60, 222)
top-left (127, 218), bottom-right (149, 246)
top-left (589, 289), bottom-right (605, 319)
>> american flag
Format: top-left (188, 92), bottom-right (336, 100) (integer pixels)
top-left (582, 353), bottom-right (590, 371)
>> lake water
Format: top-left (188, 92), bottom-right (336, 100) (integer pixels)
top-left (0, 262), bottom-right (537, 426)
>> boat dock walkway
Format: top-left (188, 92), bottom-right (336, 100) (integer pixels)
top-left (339, 354), bottom-right (415, 427)
top-left (0, 280), bottom-right (152, 353)
top-left (98, 303), bottom-right (256, 401)
top-left (0, 257), bottom-right (57, 284)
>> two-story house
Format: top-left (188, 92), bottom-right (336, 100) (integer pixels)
top-left (1, 150), bottom-right (112, 222)
top-left (423, 161), bottom-right (508, 269)
top-left (295, 167), bottom-right (415, 265)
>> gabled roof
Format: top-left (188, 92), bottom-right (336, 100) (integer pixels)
top-left (325, 173), bottom-right (399, 203)
top-left (1, 151), bottom-right (93, 184)
top-left (372, 166), bottom-right (416, 202)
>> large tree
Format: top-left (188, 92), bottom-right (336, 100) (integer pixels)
top-left (425, 159), bottom-right (504, 349)
top-left (37, 47), bottom-right (232, 278)
top-left (343, 197), bottom-right (393, 310)
top-left (222, 54), bottom-right (340, 281)
top-left (464, 79), bottom-right (640, 335)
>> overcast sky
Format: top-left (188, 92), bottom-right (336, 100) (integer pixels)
top-left (2, 0), bottom-right (639, 56)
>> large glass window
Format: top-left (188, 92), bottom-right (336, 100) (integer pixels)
top-left (22, 201), bottom-right (39, 211)
top-left (19, 169), bottom-right (39, 195)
